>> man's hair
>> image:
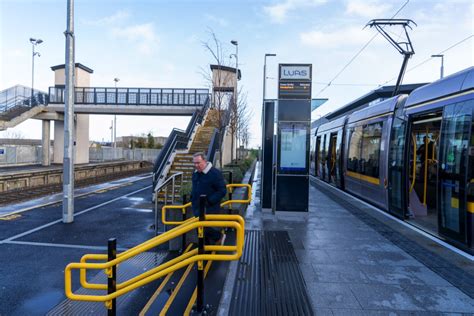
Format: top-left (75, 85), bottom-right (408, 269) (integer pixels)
top-left (193, 152), bottom-right (207, 161)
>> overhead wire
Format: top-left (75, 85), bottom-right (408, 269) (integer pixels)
top-left (314, 0), bottom-right (410, 97)
top-left (379, 34), bottom-right (474, 86)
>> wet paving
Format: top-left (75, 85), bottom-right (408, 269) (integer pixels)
top-left (240, 164), bottom-right (474, 315)
top-left (0, 176), bottom-right (156, 316)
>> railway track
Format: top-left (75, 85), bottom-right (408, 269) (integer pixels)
top-left (0, 167), bottom-right (152, 207)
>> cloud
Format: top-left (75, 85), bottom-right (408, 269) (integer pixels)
top-left (204, 14), bottom-right (228, 27)
top-left (263, 0), bottom-right (327, 23)
top-left (300, 26), bottom-right (372, 48)
top-left (345, 0), bottom-right (392, 18)
top-left (112, 23), bottom-right (159, 55)
top-left (82, 10), bottom-right (130, 26)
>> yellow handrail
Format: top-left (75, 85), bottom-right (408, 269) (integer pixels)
top-left (161, 183), bottom-right (252, 225)
top-left (65, 214), bottom-right (245, 303)
top-left (221, 183), bottom-right (252, 208)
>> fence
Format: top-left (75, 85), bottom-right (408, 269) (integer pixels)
top-left (0, 145), bottom-right (48, 166)
top-left (0, 146), bottom-right (160, 166)
top-left (89, 148), bottom-right (160, 162)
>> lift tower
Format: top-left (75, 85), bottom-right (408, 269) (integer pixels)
top-left (366, 19), bottom-right (417, 96)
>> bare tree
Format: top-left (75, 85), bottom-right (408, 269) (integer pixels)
top-left (200, 29), bottom-right (236, 163)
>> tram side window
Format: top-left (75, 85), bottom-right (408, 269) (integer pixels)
top-left (361, 122), bottom-right (383, 178)
top-left (347, 125), bottom-right (363, 173)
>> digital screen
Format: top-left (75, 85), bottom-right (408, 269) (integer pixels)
top-left (280, 124), bottom-right (307, 172)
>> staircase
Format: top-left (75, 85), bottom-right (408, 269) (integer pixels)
top-left (157, 109), bottom-right (221, 202)
top-left (0, 105), bottom-right (45, 131)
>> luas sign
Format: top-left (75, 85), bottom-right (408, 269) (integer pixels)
top-left (280, 65), bottom-right (311, 80)
top-left (278, 63), bottom-right (312, 99)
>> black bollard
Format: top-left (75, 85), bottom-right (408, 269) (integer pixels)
top-left (197, 195), bottom-right (206, 313)
top-left (107, 238), bottom-right (117, 316)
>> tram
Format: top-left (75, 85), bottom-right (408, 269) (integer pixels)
top-left (311, 67), bottom-right (474, 253)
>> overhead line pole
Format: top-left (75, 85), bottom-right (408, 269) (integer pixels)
top-left (63, 0), bottom-right (75, 223)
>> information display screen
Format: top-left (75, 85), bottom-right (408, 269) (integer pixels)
top-left (279, 123), bottom-right (308, 173)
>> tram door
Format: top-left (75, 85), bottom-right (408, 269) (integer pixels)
top-left (315, 136), bottom-right (321, 177)
top-left (407, 113), bottom-right (441, 232)
top-left (328, 133), bottom-right (338, 185)
top-left (388, 110), bottom-right (407, 219)
top-left (438, 103), bottom-right (473, 243)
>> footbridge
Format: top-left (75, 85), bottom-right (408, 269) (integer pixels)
top-left (46, 86), bottom-right (209, 115)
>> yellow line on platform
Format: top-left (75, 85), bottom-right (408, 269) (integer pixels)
top-left (184, 251), bottom-right (216, 316)
top-left (139, 243), bottom-right (194, 316)
top-left (160, 251), bottom-right (196, 315)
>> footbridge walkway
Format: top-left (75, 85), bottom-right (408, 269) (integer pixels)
top-left (0, 85), bottom-right (210, 130)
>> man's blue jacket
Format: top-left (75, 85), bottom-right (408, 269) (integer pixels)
top-left (191, 163), bottom-right (227, 216)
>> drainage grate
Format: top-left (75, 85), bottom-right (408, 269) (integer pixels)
top-left (230, 230), bottom-right (313, 316)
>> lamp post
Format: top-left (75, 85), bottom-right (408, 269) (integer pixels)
top-left (230, 40), bottom-right (238, 161)
top-left (431, 54), bottom-right (444, 79)
top-left (263, 53), bottom-right (276, 102)
top-left (30, 38), bottom-right (43, 103)
top-left (113, 78), bottom-right (119, 149)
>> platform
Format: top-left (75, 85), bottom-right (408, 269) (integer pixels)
top-left (0, 163), bottom-right (473, 315)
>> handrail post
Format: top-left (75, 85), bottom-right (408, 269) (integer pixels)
top-left (197, 195), bottom-right (206, 314)
top-left (171, 176), bottom-right (175, 204)
top-left (107, 238), bottom-right (117, 316)
top-left (228, 171), bottom-right (233, 214)
top-left (154, 190), bottom-right (159, 236)
top-left (182, 194), bottom-right (188, 252)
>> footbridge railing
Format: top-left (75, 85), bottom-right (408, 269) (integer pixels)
top-left (49, 87), bottom-right (210, 106)
top-left (64, 195), bottom-right (245, 314)
top-left (0, 85), bottom-right (48, 113)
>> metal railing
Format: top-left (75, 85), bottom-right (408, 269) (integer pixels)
top-left (153, 172), bottom-right (184, 234)
top-left (64, 196), bottom-right (245, 315)
top-left (206, 128), bottom-right (220, 165)
top-left (152, 96), bottom-right (210, 191)
top-left (162, 183), bottom-right (252, 226)
top-left (48, 87), bottom-right (210, 106)
top-left (0, 85), bottom-right (48, 113)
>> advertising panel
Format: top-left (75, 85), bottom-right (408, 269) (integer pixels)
top-left (279, 122), bottom-right (308, 173)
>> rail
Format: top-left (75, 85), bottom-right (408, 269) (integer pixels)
top-left (162, 183), bottom-right (252, 225)
top-left (64, 200), bottom-right (245, 313)
top-left (48, 86), bottom-right (210, 106)
top-left (206, 128), bottom-right (220, 165)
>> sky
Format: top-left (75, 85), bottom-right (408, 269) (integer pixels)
top-left (0, 0), bottom-right (473, 147)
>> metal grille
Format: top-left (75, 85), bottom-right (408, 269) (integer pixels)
top-left (47, 251), bottom-right (167, 315)
top-left (230, 230), bottom-right (314, 316)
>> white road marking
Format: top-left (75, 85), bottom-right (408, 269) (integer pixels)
top-left (0, 185), bottom-right (152, 243)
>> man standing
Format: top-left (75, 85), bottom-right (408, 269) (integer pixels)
top-left (191, 152), bottom-right (227, 244)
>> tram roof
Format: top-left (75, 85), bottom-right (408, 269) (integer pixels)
top-left (405, 67), bottom-right (474, 108)
top-left (325, 83), bottom-right (426, 120)
top-left (347, 95), bottom-right (406, 125)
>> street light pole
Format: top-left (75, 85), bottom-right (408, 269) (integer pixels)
top-left (231, 40), bottom-right (238, 161)
top-left (63, 0), bottom-right (75, 223)
top-left (263, 53), bottom-right (276, 102)
top-left (113, 78), bottom-right (119, 149)
top-left (30, 38), bottom-right (43, 103)
top-left (431, 54), bottom-right (444, 79)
